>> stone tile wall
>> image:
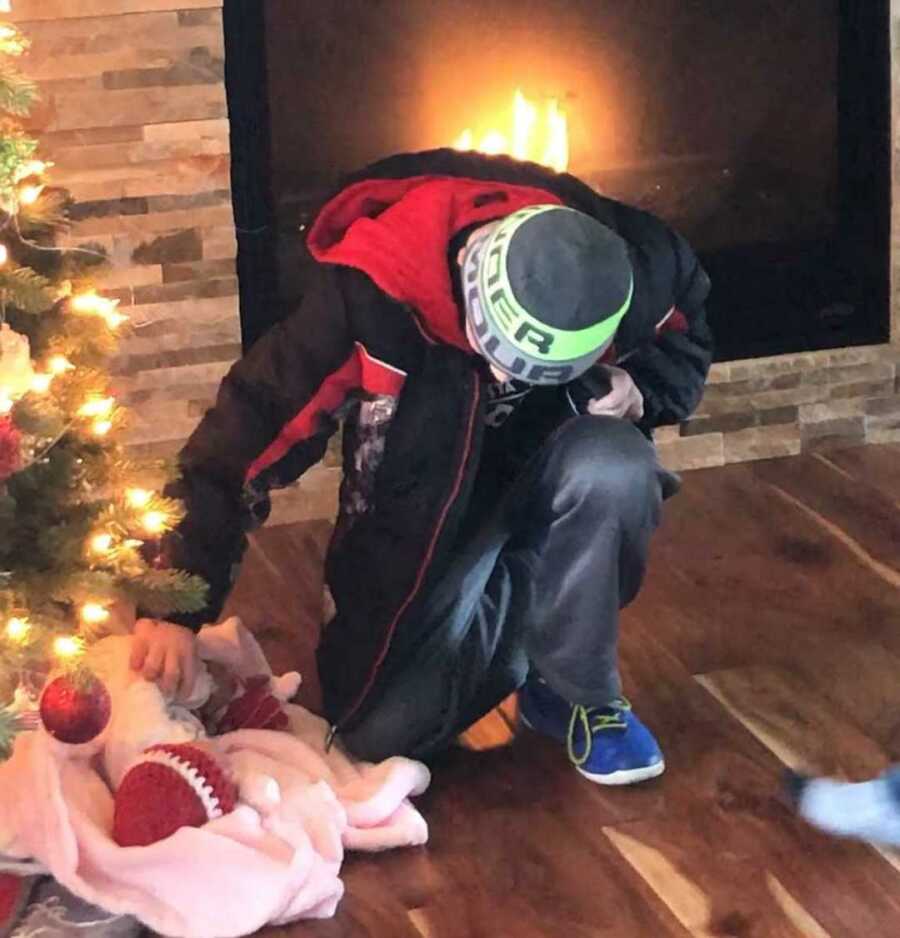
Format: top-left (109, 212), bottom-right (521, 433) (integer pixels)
top-left (10, 0), bottom-right (237, 457)
top-left (654, 345), bottom-right (900, 471)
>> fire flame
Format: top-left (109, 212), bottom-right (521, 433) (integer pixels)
top-left (453, 89), bottom-right (569, 172)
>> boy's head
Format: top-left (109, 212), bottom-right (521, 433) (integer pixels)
top-left (458, 205), bottom-right (633, 385)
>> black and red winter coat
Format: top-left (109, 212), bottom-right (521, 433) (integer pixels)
top-left (155, 149), bottom-right (713, 733)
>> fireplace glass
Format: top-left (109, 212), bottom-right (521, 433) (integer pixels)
top-left (225, 0), bottom-right (890, 361)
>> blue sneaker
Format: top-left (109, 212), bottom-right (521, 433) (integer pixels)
top-left (519, 678), bottom-right (665, 785)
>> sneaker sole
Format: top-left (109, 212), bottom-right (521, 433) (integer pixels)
top-left (576, 760), bottom-right (665, 786)
top-left (520, 713), bottom-right (665, 787)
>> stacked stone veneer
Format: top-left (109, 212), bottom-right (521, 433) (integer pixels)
top-left (14, 2), bottom-right (900, 523)
top-left (654, 345), bottom-right (900, 471)
top-left (12, 0), bottom-right (238, 458)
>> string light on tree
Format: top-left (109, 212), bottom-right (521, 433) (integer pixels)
top-left (0, 25), bottom-right (27, 57)
top-left (0, 243), bottom-right (8, 267)
top-left (5, 617), bottom-right (30, 642)
top-left (90, 533), bottom-right (114, 554)
top-left (78, 396), bottom-right (114, 419)
top-left (104, 308), bottom-right (128, 329)
top-left (142, 510), bottom-right (168, 535)
top-left (18, 184), bottom-right (43, 206)
top-left (70, 291), bottom-right (127, 329)
top-left (70, 291), bottom-right (104, 313)
top-left (14, 159), bottom-right (48, 182)
top-left (80, 604), bottom-right (110, 626)
top-left (126, 488), bottom-right (152, 509)
top-left (53, 634), bottom-right (85, 661)
top-left (79, 396), bottom-right (116, 436)
top-left (29, 372), bottom-right (52, 394)
top-left (48, 355), bottom-right (73, 375)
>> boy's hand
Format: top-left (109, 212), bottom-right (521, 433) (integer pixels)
top-left (587, 366), bottom-right (644, 422)
top-left (130, 618), bottom-right (199, 701)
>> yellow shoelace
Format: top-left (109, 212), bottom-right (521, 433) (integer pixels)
top-left (566, 697), bottom-right (631, 767)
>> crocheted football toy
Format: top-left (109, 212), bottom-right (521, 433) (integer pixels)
top-left (216, 675), bottom-right (290, 733)
top-left (112, 743), bottom-right (238, 847)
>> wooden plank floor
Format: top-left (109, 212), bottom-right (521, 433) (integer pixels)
top-left (225, 444), bottom-right (900, 938)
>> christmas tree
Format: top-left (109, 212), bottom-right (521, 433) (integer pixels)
top-left (0, 9), bottom-right (207, 757)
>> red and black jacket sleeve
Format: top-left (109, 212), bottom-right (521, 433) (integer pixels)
top-left (146, 266), bottom-right (353, 630)
top-left (621, 227), bottom-right (713, 431)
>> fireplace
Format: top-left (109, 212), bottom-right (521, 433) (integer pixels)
top-left (225, 0), bottom-right (891, 362)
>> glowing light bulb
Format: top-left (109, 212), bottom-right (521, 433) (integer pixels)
top-left (92, 419), bottom-right (112, 437)
top-left (142, 511), bottom-right (167, 535)
top-left (91, 533), bottom-right (113, 553)
top-left (0, 244), bottom-right (8, 266)
top-left (70, 291), bottom-right (103, 314)
top-left (54, 635), bottom-right (85, 659)
top-left (17, 159), bottom-right (46, 179)
top-left (5, 617), bottom-right (30, 642)
top-left (0, 24), bottom-right (27, 56)
top-left (78, 397), bottom-right (114, 418)
top-left (48, 355), bottom-right (73, 375)
top-left (80, 603), bottom-right (109, 625)
top-left (126, 488), bottom-right (152, 508)
top-left (103, 308), bottom-right (128, 329)
top-left (0, 393), bottom-right (13, 414)
top-left (71, 292), bottom-right (125, 328)
top-left (30, 373), bottom-right (52, 394)
top-left (18, 184), bottom-right (43, 206)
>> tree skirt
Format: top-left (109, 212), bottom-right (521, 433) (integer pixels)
top-left (0, 875), bottom-right (140, 938)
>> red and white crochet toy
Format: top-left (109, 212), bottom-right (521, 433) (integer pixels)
top-left (113, 742), bottom-right (239, 847)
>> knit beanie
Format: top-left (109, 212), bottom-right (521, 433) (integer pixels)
top-left (462, 205), bottom-right (633, 384)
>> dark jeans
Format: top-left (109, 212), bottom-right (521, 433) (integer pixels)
top-left (341, 415), bottom-right (678, 762)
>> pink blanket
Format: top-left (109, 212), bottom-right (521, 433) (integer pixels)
top-left (0, 620), bottom-right (431, 937)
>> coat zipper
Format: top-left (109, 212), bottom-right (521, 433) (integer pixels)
top-left (326, 372), bottom-right (482, 748)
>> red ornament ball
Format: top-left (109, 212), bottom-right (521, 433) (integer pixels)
top-left (39, 673), bottom-right (111, 745)
top-left (0, 416), bottom-right (21, 483)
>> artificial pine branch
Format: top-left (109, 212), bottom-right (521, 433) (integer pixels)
top-left (18, 187), bottom-right (70, 232)
top-left (0, 62), bottom-right (37, 116)
top-left (0, 265), bottom-right (56, 314)
top-left (0, 708), bottom-right (21, 759)
top-left (119, 569), bottom-right (209, 617)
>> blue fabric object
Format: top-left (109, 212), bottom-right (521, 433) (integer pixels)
top-left (518, 676), bottom-right (664, 785)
